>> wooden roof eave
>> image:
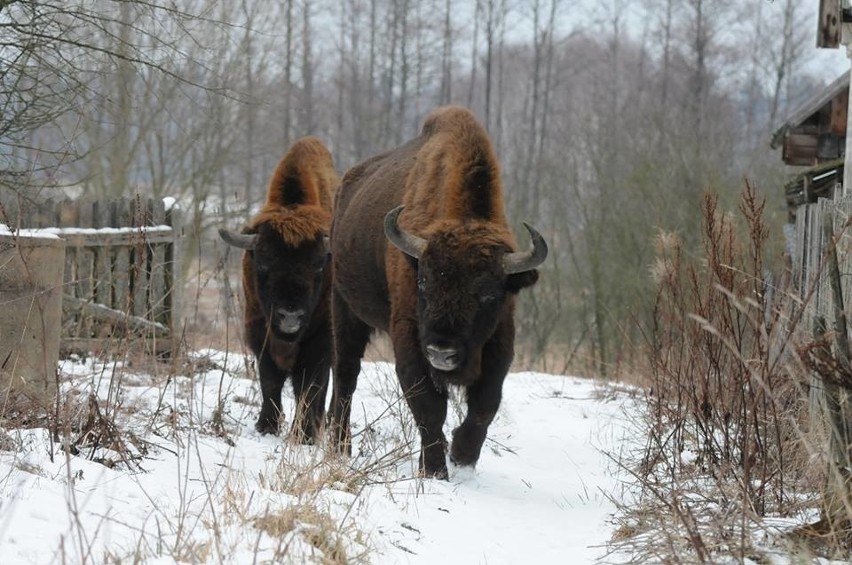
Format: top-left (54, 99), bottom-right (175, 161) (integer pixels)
top-left (770, 69), bottom-right (850, 149)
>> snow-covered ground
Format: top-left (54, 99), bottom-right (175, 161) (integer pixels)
top-left (0, 351), bottom-right (634, 564)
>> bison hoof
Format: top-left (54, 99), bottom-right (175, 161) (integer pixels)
top-left (449, 450), bottom-right (478, 467)
top-left (449, 443), bottom-right (480, 468)
top-left (255, 418), bottom-right (280, 435)
top-left (297, 433), bottom-right (316, 446)
top-left (420, 448), bottom-right (449, 480)
top-left (326, 425), bottom-right (352, 455)
top-left (330, 438), bottom-right (352, 456)
top-left (290, 427), bottom-right (319, 446)
top-left (420, 465), bottom-right (449, 481)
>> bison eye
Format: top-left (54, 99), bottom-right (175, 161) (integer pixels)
top-left (479, 293), bottom-right (498, 304)
top-left (256, 262), bottom-right (270, 275)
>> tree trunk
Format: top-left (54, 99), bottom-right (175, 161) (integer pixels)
top-left (440, 0), bottom-right (453, 105)
top-left (284, 0), bottom-right (294, 147)
top-left (395, 0), bottom-right (410, 144)
top-left (302, 0), bottom-right (315, 134)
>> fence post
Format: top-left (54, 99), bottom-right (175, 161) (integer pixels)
top-left (166, 200), bottom-right (183, 356)
top-left (0, 232), bottom-right (66, 409)
top-left (817, 208), bottom-right (852, 529)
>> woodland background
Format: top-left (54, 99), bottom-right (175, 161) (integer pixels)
top-left (1, 0), bottom-right (843, 377)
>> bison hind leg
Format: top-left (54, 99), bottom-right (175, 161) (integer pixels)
top-left (328, 290), bottom-right (372, 455)
top-left (290, 334), bottom-right (332, 446)
top-left (288, 386), bottom-right (327, 445)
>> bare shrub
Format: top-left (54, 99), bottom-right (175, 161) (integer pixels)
top-left (609, 182), bottom-right (839, 561)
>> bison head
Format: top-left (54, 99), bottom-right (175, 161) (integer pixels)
top-left (384, 206), bottom-right (547, 377)
top-left (219, 223), bottom-right (330, 342)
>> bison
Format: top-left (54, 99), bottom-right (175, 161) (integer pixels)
top-left (328, 106), bottom-right (548, 478)
top-left (219, 136), bottom-right (337, 442)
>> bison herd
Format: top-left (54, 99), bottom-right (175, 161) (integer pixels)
top-left (220, 106), bottom-right (548, 479)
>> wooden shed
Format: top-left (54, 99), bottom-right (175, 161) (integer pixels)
top-left (771, 69), bottom-right (848, 166)
top-left (771, 69), bottom-right (849, 220)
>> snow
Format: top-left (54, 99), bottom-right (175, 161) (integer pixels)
top-left (1, 223), bottom-right (172, 237)
top-left (0, 223), bottom-right (61, 239)
top-left (37, 225), bottom-right (173, 236)
top-left (0, 352), bottom-right (634, 564)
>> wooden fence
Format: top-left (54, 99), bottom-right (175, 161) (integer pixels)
top-left (2, 195), bottom-right (182, 355)
top-left (792, 186), bottom-right (852, 527)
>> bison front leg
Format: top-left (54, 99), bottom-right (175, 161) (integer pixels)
top-left (256, 351), bottom-right (286, 435)
top-left (398, 361), bottom-right (449, 479)
top-left (450, 374), bottom-right (505, 467)
top-left (290, 326), bottom-right (331, 444)
top-left (394, 325), bottom-right (449, 479)
top-left (450, 321), bottom-right (513, 468)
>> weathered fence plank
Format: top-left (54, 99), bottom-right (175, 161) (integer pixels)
top-left (112, 199), bottom-right (131, 315)
top-left (150, 198), bottom-right (167, 323)
top-left (93, 200), bottom-right (111, 325)
top-left (166, 203), bottom-right (183, 353)
top-left (63, 295), bottom-right (169, 337)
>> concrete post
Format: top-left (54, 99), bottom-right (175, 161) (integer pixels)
top-left (0, 231), bottom-right (66, 409)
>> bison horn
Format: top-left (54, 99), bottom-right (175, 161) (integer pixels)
top-left (384, 206), bottom-right (427, 259)
top-left (218, 228), bottom-right (257, 250)
top-left (503, 223), bottom-right (548, 274)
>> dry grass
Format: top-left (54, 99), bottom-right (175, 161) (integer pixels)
top-left (607, 182), bottom-right (852, 562)
top-left (0, 237), bottom-right (388, 564)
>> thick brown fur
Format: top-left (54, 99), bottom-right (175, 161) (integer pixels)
top-left (227, 136), bottom-right (337, 440)
top-left (329, 107), bottom-right (542, 478)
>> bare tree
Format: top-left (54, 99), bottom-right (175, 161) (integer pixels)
top-left (394, 0), bottom-right (410, 144)
top-left (479, 0), bottom-right (508, 130)
top-left (283, 0), bottom-right (295, 147)
top-left (301, 0), bottom-right (316, 134)
top-left (766, 0), bottom-right (810, 128)
top-left (440, 0), bottom-right (454, 105)
top-left (0, 0), bottom-right (216, 204)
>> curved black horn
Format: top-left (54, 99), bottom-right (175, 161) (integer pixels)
top-left (384, 206), bottom-right (427, 259)
top-left (503, 223), bottom-right (548, 274)
top-left (218, 228), bottom-right (257, 250)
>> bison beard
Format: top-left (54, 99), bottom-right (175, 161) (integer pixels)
top-left (219, 136), bottom-right (336, 442)
top-left (328, 106), bottom-right (548, 478)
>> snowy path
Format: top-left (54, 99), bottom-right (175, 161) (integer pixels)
top-left (0, 356), bottom-right (633, 564)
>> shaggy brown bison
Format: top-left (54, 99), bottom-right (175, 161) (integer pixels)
top-left (328, 106), bottom-right (548, 478)
top-left (219, 137), bottom-right (337, 441)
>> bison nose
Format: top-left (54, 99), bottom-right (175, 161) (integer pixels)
top-left (276, 307), bottom-right (305, 334)
top-left (425, 344), bottom-right (461, 371)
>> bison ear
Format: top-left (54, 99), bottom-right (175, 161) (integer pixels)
top-left (506, 269), bottom-right (538, 294)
